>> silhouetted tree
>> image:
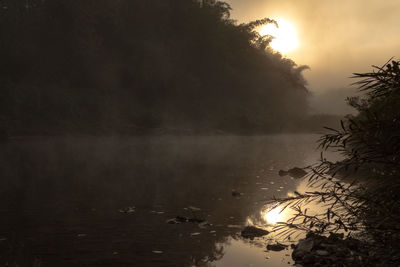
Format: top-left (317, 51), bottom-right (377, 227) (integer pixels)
top-left (0, 0), bottom-right (309, 135)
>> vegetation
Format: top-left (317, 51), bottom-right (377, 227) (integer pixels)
top-left (270, 59), bottom-right (400, 265)
top-left (0, 0), bottom-right (310, 135)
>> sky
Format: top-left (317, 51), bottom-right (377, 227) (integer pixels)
top-left (225, 0), bottom-right (400, 113)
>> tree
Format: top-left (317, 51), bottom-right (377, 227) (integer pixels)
top-left (0, 0), bottom-right (310, 134)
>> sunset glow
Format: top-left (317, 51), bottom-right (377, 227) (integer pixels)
top-left (260, 18), bottom-right (299, 53)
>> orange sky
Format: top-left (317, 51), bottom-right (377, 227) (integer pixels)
top-left (226, 0), bottom-right (400, 94)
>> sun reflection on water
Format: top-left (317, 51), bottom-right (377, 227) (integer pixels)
top-left (264, 207), bottom-right (283, 225)
top-left (247, 178), bottom-right (327, 237)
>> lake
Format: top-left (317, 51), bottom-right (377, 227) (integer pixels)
top-left (0, 134), bottom-right (322, 266)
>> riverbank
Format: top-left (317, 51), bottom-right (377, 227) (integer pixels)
top-left (291, 231), bottom-right (400, 267)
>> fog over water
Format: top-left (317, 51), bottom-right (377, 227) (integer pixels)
top-left (0, 1), bottom-right (376, 266)
top-left (0, 134), bottom-right (322, 266)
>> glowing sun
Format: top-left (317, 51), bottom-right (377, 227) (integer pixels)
top-left (260, 18), bottom-right (299, 53)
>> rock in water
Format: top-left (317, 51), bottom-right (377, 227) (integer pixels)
top-left (279, 167), bottom-right (307, 179)
top-left (288, 167), bottom-right (307, 178)
top-left (297, 238), bottom-right (314, 253)
top-left (267, 243), bottom-right (287, 251)
top-left (241, 226), bottom-right (269, 240)
top-left (302, 254), bottom-right (316, 264)
top-left (278, 170), bottom-right (288, 176)
top-left (292, 238), bottom-right (314, 260)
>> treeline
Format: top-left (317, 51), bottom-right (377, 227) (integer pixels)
top-left (0, 0), bottom-right (309, 135)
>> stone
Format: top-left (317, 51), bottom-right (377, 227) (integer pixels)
top-left (328, 232), bottom-right (344, 240)
top-left (302, 254), bottom-right (316, 264)
top-left (293, 238), bottom-right (314, 261)
top-left (267, 243), bottom-right (287, 251)
top-left (320, 243), bottom-right (337, 250)
top-left (292, 250), bottom-right (305, 261)
top-left (296, 238), bottom-right (314, 253)
top-left (279, 167), bottom-right (307, 179)
top-left (241, 226), bottom-right (269, 240)
top-left (316, 250), bottom-right (330, 256)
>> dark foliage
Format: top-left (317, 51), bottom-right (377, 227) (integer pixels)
top-left (0, 0), bottom-right (309, 135)
top-left (319, 59), bottom-right (400, 174)
top-left (268, 60), bottom-right (400, 254)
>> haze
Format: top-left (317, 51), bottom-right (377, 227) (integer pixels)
top-left (226, 0), bottom-right (400, 114)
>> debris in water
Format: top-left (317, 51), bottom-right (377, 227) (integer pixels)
top-left (77, 234), bottom-right (87, 237)
top-left (188, 206), bottom-right (201, 211)
top-left (119, 206), bottom-right (135, 213)
top-left (261, 188), bottom-right (269, 190)
top-left (198, 221), bottom-right (212, 228)
top-left (188, 218), bottom-right (205, 223)
top-left (227, 225), bottom-right (242, 228)
top-left (190, 232), bottom-right (201, 236)
top-left (270, 181), bottom-right (274, 184)
top-left (166, 217), bottom-right (185, 224)
top-left (166, 216), bottom-right (205, 224)
top-left (152, 250), bottom-right (163, 254)
top-left (231, 190), bottom-right (242, 197)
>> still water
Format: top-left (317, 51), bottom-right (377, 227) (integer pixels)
top-left (0, 134), bottom-right (322, 266)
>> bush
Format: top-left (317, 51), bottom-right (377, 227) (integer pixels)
top-left (270, 59), bottom-right (400, 244)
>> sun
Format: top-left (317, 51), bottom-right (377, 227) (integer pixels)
top-left (259, 18), bottom-right (299, 54)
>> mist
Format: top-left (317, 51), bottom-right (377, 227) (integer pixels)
top-left (2, 0), bottom-right (399, 266)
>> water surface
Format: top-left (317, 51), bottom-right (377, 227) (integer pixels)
top-left (0, 134), bottom-right (321, 266)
